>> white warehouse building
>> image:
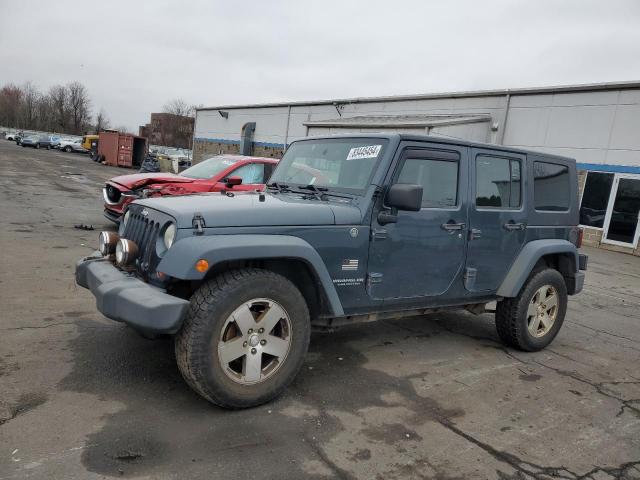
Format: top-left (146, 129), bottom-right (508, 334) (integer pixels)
top-left (193, 81), bottom-right (640, 256)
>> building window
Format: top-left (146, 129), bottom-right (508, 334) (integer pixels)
top-left (534, 162), bottom-right (570, 211)
top-left (475, 155), bottom-right (521, 208)
top-left (579, 172), bottom-right (614, 228)
top-left (397, 157), bottom-right (459, 208)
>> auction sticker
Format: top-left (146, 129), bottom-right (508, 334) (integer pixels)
top-left (346, 145), bottom-right (382, 161)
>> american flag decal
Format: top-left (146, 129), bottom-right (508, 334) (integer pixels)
top-left (341, 259), bottom-right (359, 271)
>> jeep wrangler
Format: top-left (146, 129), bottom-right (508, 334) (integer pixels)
top-left (76, 134), bottom-right (587, 408)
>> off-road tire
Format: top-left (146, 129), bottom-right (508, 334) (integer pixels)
top-left (495, 268), bottom-right (568, 351)
top-left (175, 268), bottom-right (311, 408)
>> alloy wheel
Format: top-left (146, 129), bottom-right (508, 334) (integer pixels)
top-left (217, 298), bottom-right (292, 385)
top-left (526, 285), bottom-right (559, 337)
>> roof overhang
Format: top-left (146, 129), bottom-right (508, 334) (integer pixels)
top-left (303, 114), bottom-right (492, 129)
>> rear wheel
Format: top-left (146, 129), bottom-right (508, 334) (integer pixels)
top-left (495, 268), bottom-right (567, 351)
top-left (35, 143), bottom-right (40, 149)
top-left (175, 268), bottom-right (310, 408)
top-left (64, 146), bottom-right (72, 153)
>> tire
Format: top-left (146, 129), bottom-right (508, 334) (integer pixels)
top-left (495, 268), bottom-right (567, 352)
top-left (35, 143), bottom-right (40, 149)
top-left (175, 268), bottom-right (311, 408)
top-left (64, 146), bottom-right (72, 153)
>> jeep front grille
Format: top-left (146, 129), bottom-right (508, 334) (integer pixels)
top-left (122, 212), bottom-right (161, 278)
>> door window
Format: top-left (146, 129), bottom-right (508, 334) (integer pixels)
top-left (475, 155), bottom-right (521, 208)
top-left (579, 172), bottom-right (614, 228)
top-left (231, 163), bottom-right (265, 184)
top-left (396, 157), bottom-right (458, 208)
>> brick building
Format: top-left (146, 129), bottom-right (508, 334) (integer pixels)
top-left (194, 81), bottom-right (640, 255)
top-left (139, 113), bottom-right (194, 149)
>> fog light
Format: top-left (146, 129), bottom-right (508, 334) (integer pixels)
top-left (98, 231), bottom-right (120, 256)
top-left (115, 239), bottom-right (139, 266)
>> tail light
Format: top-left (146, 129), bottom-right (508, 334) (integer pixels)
top-left (576, 228), bottom-right (583, 248)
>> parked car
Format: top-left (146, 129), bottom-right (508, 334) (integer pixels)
top-left (48, 135), bottom-right (62, 148)
top-left (77, 133), bottom-right (587, 408)
top-left (5, 132), bottom-right (22, 141)
top-left (102, 155), bottom-right (279, 223)
top-left (20, 134), bottom-right (54, 149)
top-left (58, 138), bottom-right (88, 153)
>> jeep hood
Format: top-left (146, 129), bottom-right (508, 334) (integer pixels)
top-left (111, 172), bottom-right (194, 190)
top-left (135, 192), bottom-right (362, 228)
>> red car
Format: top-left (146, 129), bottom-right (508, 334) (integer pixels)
top-left (103, 155), bottom-right (278, 223)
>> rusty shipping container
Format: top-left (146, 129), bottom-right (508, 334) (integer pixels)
top-left (98, 131), bottom-right (148, 168)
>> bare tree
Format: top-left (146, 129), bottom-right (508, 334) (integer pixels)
top-left (94, 108), bottom-right (110, 132)
top-left (67, 81), bottom-right (91, 134)
top-left (163, 98), bottom-right (196, 117)
top-left (21, 82), bottom-right (39, 129)
top-left (115, 125), bottom-right (131, 134)
top-left (48, 85), bottom-right (70, 132)
top-left (0, 84), bottom-right (23, 128)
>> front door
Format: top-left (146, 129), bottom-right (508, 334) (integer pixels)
top-left (602, 175), bottom-right (640, 248)
top-left (367, 144), bottom-right (468, 300)
top-left (465, 148), bottom-right (527, 292)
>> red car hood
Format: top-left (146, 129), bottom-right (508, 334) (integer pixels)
top-left (110, 173), bottom-right (195, 190)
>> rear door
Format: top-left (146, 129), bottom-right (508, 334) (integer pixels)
top-left (465, 148), bottom-right (527, 292)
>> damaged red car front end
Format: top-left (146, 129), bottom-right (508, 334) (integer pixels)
top-left (102, 155), bottom-right (278, 223)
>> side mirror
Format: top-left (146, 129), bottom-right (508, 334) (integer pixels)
top-left (225, 176), bottom-right (243, 187)
top-left (386, 183), bottom-right (423, 211)
top-left (378, 183), bottom-right (423, 225)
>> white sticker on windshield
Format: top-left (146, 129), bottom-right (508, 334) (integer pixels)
top-left (346, 145), bottom-right (382, 161)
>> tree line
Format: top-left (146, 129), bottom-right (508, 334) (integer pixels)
top-left (0, 81), bottom-right (111, 135)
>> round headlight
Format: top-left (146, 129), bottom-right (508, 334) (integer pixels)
top-left (115, 241), bottom-right (125, 264)
top-left (98, 231), bottom-right (120, 255)
top-left (164, 223), bottom-right (176, 249)
top-left (115, 238), bottom-right (138, 267)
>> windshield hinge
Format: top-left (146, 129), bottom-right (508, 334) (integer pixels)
top-left (192, 212), bottom-right (206, 234)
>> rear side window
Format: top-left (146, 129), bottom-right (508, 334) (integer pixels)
top-left (475, 155), bottom-right (521, 208)
top-left (534, 161), bottom-right (570, 211)
top-left (397, 157), bottom-right (458, 208)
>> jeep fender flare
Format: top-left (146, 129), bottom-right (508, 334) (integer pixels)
top-left (157, 234), bottom-right (344, 316)
top-left (497, 239), bottom-right (579, 298)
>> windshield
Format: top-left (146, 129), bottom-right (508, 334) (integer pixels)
top-left (269, 138), bottom-right (388, 194)
top-left (181, 156), bottom-right (240, 179)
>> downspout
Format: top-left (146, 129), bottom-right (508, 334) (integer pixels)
top-left (497, 91), bottom-right (511, 145)
top-left (283, 104), bottom-right (291, 152)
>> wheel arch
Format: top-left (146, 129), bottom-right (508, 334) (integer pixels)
top-left (158, 234), bottom-right (344, 317)
top-left (497, 239), bottom-right (579, 298)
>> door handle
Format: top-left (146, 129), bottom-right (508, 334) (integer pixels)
top-left (441, 221), bottom-right (466, 231)
top-left (503, 222), bottom-right (525, 231)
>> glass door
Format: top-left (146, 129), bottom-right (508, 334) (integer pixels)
top-left (602, 175), bottom-right (640, 248)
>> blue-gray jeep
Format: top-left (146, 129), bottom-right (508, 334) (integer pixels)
top-left (76, 134), bottom-right (587, 408)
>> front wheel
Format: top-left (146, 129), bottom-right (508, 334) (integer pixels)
top-left (495, 268), bottom-right (568, 351)
top-left (175, 268), bottom-right (311, 408)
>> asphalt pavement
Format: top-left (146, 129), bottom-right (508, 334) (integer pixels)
top-left (0, 139), bottom-right (639, 479)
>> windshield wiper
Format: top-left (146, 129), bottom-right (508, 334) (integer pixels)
top-left (266, 182), bottom-right (290, 192)
top-left (298, 184), bottom-right (355, 201)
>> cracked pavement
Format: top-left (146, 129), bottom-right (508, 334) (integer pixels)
top-left (0, 140), bottom-right (639, 479)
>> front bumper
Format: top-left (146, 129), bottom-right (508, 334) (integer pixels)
top-left (103, 208), bottom-right (121, 224)
top-left (75, 252), bottom-right (189, 335)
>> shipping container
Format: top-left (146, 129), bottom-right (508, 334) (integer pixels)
top-left (98, 131), bottom-right (147, 168)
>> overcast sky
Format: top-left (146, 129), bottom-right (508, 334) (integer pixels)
top-left (1, 0), bottom-right (639, 130)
